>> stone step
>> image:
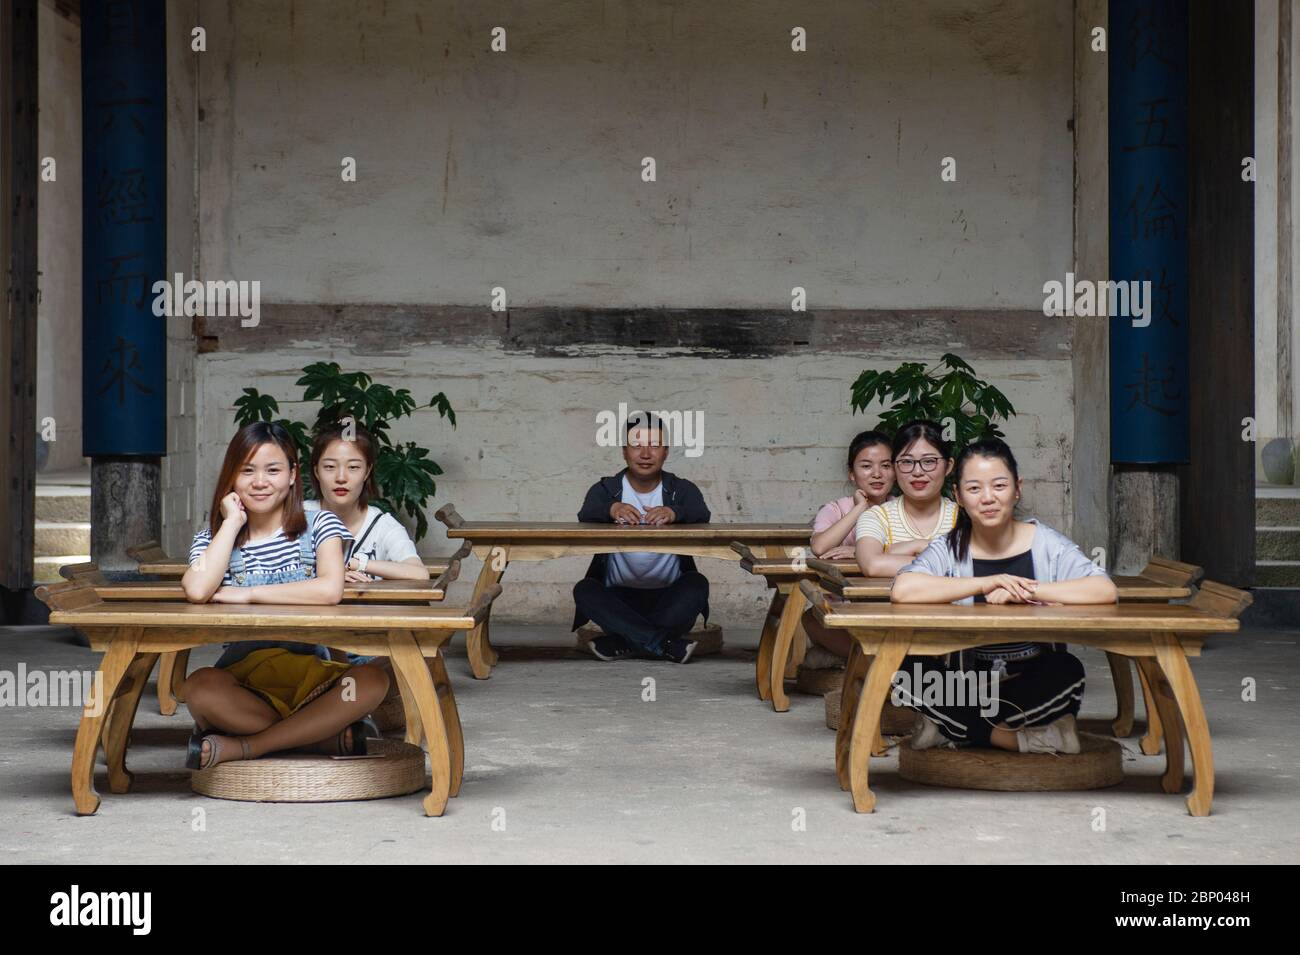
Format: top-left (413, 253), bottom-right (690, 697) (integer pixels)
top-left (1256, 526), bottom-right (1300, 560)
top-left (34, 521), bottom-right (90, 558)
top-left (35, 485), bottom-right (91, 522)
top-left (1255, 560), bottom-right (1300, 588)
top-left (34, 554), bottom-right (90, 584)
top-left (1257, 486), bottom-right (1300, 525)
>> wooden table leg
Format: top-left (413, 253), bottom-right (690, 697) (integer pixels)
top-left (105, 651), bottom-right (159, 794)
top-left (754, 588), bottom-right (783, 701)
top-left (1106, 651), bottom-right (1135, 737)
top-left (466, 550), bottom-right (507, 680)
top-left (768, 584), bottom-right (807, 712)
top-left (171, 649), bottom-right (191, 703)
top-left (388, 630), bottom-right (452, 816)
top-left (835, 641), bottom-right (868, 791)
top-left (1136, 656), bottom-right (1185, 795)
top-left (847, 632), bottom-right (908, 813)
top-left (1152, 635), bottom-right (1214, 817)
top-left (785, 617), bottom-right (808, 679)
top-left (1137, 663), bottom-right (1165, 755)
top-left (390, 661), bottom-right (424, 747)
top-left (71, 628), bottom-right (142, 815)
top-left (430, 653), bottom-right (465, 797)
top-left (156, 652), bottom-right (179, 715)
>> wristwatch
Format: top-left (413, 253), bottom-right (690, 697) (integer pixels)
top-left (355, 553), bottom-right (370, 574)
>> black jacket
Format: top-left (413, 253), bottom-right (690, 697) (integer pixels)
top-left (572, 468), bottom-right (711, 630)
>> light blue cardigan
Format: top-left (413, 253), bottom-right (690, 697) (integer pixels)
top-left (895, 518), bottom-right (1114, 605)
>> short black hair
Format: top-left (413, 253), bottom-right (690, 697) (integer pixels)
top-left (624, 411), bottom-right (667, 441)
top-left (847, 430), bottom-right (892, 470)
top-left (891, 419), bottom-right (952, 461)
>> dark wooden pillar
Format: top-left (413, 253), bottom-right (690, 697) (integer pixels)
top-left (0, 0), bottom-right (39, 594)
top-left (1181, 0), bottom-right (1256, 585)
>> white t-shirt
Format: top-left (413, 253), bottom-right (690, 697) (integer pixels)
top-left (604, 476), bottom-right (682, 589)
top-left (305, 501), bottom-right (419, 564)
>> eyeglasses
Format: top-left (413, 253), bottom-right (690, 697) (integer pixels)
top-left (895, 456), bottom-right (942, 473)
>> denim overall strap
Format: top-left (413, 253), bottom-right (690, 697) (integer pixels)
top-left (213, 510), bottom-right (332, 669)
top-left (297, 509), bottom-right (318, 577)
top-left (227, 539), bottom-right (248, 585)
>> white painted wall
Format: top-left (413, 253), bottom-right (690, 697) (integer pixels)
top-left (199, 0), bottom-right (1073, 309)
top-left (173, 0), bottom-right (1080, 621)
top-left (36, 1), bottom-right (84, 473)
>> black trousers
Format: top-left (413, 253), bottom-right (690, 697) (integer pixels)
top-left (572, 571), bottom-right (709, 655)
top-left (899, 649), bottom-right (1086, 747)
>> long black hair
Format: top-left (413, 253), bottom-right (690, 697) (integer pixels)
top-left (846, 429), bottom-right (892, 470)
top-left (946, 437), bottom-right (1020, 561)
top-left (891, 419), bottom-right (952, 462)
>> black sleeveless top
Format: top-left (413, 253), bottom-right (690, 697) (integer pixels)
top-left (971, 549), bottom-right (1038, 658)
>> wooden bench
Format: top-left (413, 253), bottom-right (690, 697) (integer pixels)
top-left (800, 580), bottom-right (1242, 816)
top-left (114, 544), bottom-right (468, 716)
top-left (36, 576), bottom-right (500, 817)
top-left (436, 504), bottom-right (812, 679)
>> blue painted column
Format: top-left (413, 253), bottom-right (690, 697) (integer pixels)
top-left (81, 0), bottom-right (166, 574)
top-left (1109, 0), bottom-right (1188, 464)
top-left (82, 0), bottom-right (167, 456)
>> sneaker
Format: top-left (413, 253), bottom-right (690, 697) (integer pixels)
top-left (588, 634), bottom-right (635, 661)
top-left (1018, 714), bottom-right (1081, 754)
top-left (909, 714), bottom-right (948, 750)
top-left (659, 637), bottom-right (698, 664)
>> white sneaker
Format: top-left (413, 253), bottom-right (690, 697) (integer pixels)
top-left (909, 714), bottom-right (948, 750)
top-left (802, 643), bottom-right (845, 670)
top-left (1018, 714), bottom-right (1081, 754)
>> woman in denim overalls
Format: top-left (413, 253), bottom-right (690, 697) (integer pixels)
top-left (181, 422), bottom-right (390, 770)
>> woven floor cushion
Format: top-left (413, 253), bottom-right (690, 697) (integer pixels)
top-left (191, 738), bottom-right (426, 803)
top-left (898, 732), bottom-right (1123, 791)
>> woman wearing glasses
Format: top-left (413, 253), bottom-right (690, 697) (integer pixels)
top-left (853, 420), bottom-right (960, 578)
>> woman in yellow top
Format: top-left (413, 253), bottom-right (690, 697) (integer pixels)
top-left (854, 420), bottom-right (960, 578)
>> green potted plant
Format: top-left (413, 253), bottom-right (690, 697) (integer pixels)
top-left (232, 361), bottom-right (456, 540)
top-left (850, 352), bottom-right (1016, 455)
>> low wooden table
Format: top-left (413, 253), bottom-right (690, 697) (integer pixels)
top-left (73, 557), bottom-right (461, 717)
top-left (806, 556), bottom-right (1204, 749)
top-left (437, 505), bottom-right (811, 679)
top-left (801, 582), bottom-right (1240, 817)
top-left (36, 578), bottom-right (499, 817)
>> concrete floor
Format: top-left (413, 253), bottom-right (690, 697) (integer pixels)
top-left (1, 619), bottom-right (1297, 864)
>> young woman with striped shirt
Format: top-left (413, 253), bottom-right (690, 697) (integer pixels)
top-left (179, 422), bottom-right (390, 769)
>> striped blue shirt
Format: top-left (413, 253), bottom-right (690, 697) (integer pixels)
top-left (189, 510), bottom-right (351, 584)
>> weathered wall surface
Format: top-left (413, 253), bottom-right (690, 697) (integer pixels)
top-left (36, 1), bottom-right (83, 472)
top-left (168, 0), bottom-right (1079, 620)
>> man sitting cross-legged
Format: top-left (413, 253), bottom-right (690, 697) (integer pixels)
top-left (572, 413), bottom-right (711, 664)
